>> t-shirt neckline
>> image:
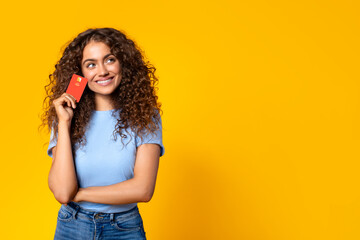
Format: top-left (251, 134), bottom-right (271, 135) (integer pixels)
top-left (94, 109), bottom-right (116, 112)
top-left (93, 109), bottom-right (117, 116)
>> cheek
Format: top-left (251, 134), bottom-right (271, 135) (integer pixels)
top-left (110, 63), bottom-right (121, 74)
top-left (82, 69), bottom-right (95, 80)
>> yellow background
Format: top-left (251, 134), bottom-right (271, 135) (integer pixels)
top-left (0, 0), bottom-right (359, 239)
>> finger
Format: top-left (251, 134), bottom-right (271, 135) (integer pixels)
top-left (64, 96), bottom-right (73, 107)
top-left (63, 96), bottom-right (71, 108)
top-left (68, 94), bottom-right (77, 103)
top-left (65, 95), bottom-right (76, 109)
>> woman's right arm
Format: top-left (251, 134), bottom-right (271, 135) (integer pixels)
top-left (48, 93), bottom-right (78, 204)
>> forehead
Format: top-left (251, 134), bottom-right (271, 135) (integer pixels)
top-left (82, 41), bottom-right (111, 58)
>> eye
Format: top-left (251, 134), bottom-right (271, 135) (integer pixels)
top-left (106, 58), bottom-right (116, 63)
top-left (86, 63), bottom-right (95, 68)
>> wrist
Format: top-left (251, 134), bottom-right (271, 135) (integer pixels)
top-left (58, 121), bottom-right (71, 130)
top-left (74, 188), bottom-right (86, 202)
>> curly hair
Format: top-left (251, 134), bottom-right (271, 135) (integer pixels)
top-left (39, 27), bottom-right (163, 152)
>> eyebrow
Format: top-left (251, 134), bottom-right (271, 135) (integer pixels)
top-left (82, 53), bottom-right (114, 65)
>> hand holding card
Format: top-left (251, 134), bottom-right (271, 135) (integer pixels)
top-left (66, 74), bottom-right (88, 102)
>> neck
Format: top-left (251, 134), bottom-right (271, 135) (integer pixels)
top-left (94, 94), bottom-right (114, 111)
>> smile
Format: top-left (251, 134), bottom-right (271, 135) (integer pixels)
top-left (96, 77), bottom-right (114, 86)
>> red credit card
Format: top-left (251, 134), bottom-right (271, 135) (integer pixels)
top-left (66, 74), bottom-right (88, 102)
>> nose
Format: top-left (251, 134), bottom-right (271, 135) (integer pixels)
top-left (98, 63), bottom-right (109, 76)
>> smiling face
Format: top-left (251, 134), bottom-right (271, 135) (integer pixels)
top-left (81, 41), bottom-right (122, 107)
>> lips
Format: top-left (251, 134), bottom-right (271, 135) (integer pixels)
top-left (95, 76), bottom-right (114, 82)
top-left (96, 76), bottom-right (114, 86)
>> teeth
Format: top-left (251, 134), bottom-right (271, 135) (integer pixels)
top-left (97, 78), bottom-right (112, 84)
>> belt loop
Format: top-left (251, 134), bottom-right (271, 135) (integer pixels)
top-left (72, 204), bottom-right (79, 220)
top-left (110, 213), bottom-right (114, 223)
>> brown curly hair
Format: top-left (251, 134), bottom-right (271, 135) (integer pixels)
top-left (39, 27), bottom-right (163, 152)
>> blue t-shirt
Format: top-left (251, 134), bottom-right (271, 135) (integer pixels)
top-left (47, 109), bottom-right (165, 213)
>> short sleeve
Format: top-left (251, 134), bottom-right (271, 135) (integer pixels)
top-left (135, 114), bottom-right (165, 157)
top-left (47, 127), bottom-right (58, 158)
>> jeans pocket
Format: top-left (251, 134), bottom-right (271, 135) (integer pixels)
top-left (57, 205), bottom-right (73, 222)
top-left (112, 213), bottom-right (143, 231)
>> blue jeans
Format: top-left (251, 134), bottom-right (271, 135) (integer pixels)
top-left (54, 201), bottom-right (147, 240)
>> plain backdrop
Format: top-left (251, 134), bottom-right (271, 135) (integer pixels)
top-left (0, 0), bottom-right (359, 239)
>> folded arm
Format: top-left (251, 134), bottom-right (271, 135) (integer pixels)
top-left (72, 143), bottom-right (161, 204)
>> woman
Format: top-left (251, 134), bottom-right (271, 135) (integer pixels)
top-left (41, 28), bottom-right (164, 239)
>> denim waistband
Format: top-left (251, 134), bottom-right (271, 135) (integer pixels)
top-left (63, 201), bottom-right (139, 222)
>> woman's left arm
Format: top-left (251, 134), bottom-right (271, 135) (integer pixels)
top-left (72, 143), bottom-right (160, 204)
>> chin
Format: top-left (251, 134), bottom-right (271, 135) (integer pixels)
top-left (96, 90), bottom-right (116, 95)
top-left (89, 85), bottom-right (112, 92)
